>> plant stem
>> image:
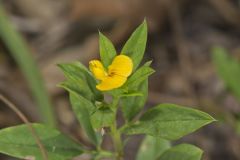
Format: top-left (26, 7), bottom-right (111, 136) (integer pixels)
top-left (110, 96), bottom-right (123, 160)
top-left (85, 149), bottom-right (114, 160)
top-left (111, 120), bottom-right (123, 160)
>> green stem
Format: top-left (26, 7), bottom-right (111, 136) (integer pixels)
top-left (110, 96), bottom-right (123, 160)
top-left (85, 149), bottom-right (114, 160)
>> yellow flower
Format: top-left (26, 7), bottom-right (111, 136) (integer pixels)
top-left (89, 55), bottom-right (133, 91)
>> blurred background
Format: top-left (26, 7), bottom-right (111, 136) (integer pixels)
top-left (1, 0), bottom-right (240, 159)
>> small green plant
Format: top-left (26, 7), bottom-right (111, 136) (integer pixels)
top-left (212, 47), bottom-right (240, 101)
top-left (0, 20), bottom-right (215, 160)
top-left (212, 47), bottom-right (240, 133)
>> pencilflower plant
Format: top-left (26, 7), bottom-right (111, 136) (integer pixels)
top-left (0, 20), bottom-right (216, 160)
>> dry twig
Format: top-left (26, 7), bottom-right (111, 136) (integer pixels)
top-left (0, 94), bottom-right (48, 160)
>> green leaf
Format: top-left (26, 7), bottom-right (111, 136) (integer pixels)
top-left (58, 62), bottom-right (103, 102)
top-left (99, 32), bottom-right (117, 68)
top-left (70, 91), bottom-right (98, 145)
top-left (121, 61), bottom-right (153, 121)
top-left (126, 61), bottom-right (154, 90)
top-left (60, 82), bottom-right (96, 114)
top-left (121, 20), bottom-right (147, 70)
top-left (0, 3), bottom-right (55, 126)
top-left (122, 104), bottom-right (216, 140)
top-left (106, 88), bottom-right (125, 97)
top-left (0, 123), bottom-right (83, 160)
top-left (121, 79), bottom-right (148, 121)
top-left (120, 91), bottom-right (143, 97)
top-left (91, 106), bottom-right (114, 129)
top-left (212, 47), bottom-right (240, 100)
top-left (60, 83), bottom-right (98, 145)
top-left (158, 144), bottom-right (203, 160)
top-left (136, 136), bottom-right (171, 160)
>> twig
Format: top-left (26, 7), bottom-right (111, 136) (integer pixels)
top-left (0, 94), bottom-right (48, 160)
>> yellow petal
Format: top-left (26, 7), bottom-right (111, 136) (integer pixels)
top-left (96, 74), bottom-right (127, 91)
top-left (108, 55), bottom-right (133, 77)
top-left (89, 60), bottom-right (107, 80)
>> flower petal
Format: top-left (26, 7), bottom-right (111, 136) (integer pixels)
top-left (89, 60), bottom-right (107, 80)
top-left (108, 55), bottom-right (133, 77)
top-left (96, 74), bottom-right (127, 91)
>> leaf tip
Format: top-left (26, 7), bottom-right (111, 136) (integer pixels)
top-left (56, 82), bottom-right (66, 89)
top-left (98, 30), bottom-right (103, 35)
top-left (143, 18), bottom-right (147, 24)
top-left (56, 63), bottom-right (63, 68)
top-left (142, 18), bottom-right (147, 29)
top-left (210, 116), bottom-right (217, 122)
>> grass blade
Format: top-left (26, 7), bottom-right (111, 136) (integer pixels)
top-left (0, 4), bottom-right (56, 126)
